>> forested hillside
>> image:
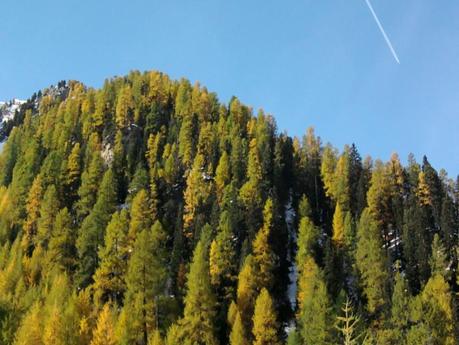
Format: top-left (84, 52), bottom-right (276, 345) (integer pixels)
top-left (0, 71), bottom-right (457, 344)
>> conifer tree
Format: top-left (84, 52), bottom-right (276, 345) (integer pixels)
top-left (93, 210), bottom-right (130, 305)
top-left (76, 169), bottom-right (118, 287)
top-left (229, 309), bottom-right (249, 345)
top-left (43, 304), bottom-right (66, 345)
top-left (366, 160), bottom-right (391, 228)
top-left (298, 194), bottom-right (312, 221)
top-left (128, 189), bottom-right (152, 245)
top-left (149, 330), bottom-right (165, 345)
top-left (91, 304), bottom-right (117, 345)
top-left (209, 211), bottom-right (237, 300)
top-left (122, 223), bottom-right (167, 345)
top-left (440, 196), bottom-right (457, 253)
top-left (296, 216), bottom-right (319, 273)
top-left (64, 142), bottom-right (81, 204)
top-left (332, 202), bottom-right (346, 245)
top-left (183, 153), bottom-right (213, 237)
top-left (229, 136), bottom-right (247, 187)
top-left (429, 233), bottom-right (449, 278)
top-left (176, 240), bottom-right (218, 345)
top-left (116, 85), bottom-right (134, 130)
top-left (387, 268), bottom-right (410, 342)
top-left (252, 288), bottom-right (281, 345)
top-left (321, 145), bottom-right (338, 200)
top-left (335, 298), bottom-right (364, 345)
top-left (355, 209), bottom-right (388, 314)
top-left (13, 302), bottom-right (43, 345)
top-left (402, 197), bottom-right (431, 291)
top-left (252, 198), bottom-right (277, 290)
top-left (92, 90), bottom-right (107, 131)
top-left (286, 331), bottom-right (301, 345)
top-left (215, 151), bottom-right (231, 200)
top-left (22, 174), bottom-right (43, 254)
top-left (76, 151), bottom-right (104, 220)
top-left (410, 274), bottom-right (455, 345)
top-left (47, 207), bottom-right (76, 274)
top-left (297, 256), bottom-right (331, 345)
top-left (36, 184), bottom-right (59, 248)
top-left (236, 255), bottom-right (258, 331)
top-left (334, 150), bottom-right (351, 209)
top-left (239, 138), bottom-right (263, 216)
top-left (178, 113), bottom-right (195, 168)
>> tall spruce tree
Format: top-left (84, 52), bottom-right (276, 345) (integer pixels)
top-left (355, 209), bottom-right (388, 314)
top-left (76, 169), bottom-right (118, 287)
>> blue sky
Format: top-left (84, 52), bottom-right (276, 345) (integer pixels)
top-left (1, 0), bottom-right (459, 175)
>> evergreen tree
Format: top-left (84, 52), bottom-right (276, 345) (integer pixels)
top-left (390, 269), bottom-right (410, 328)
top-left (122, 222), bottom-right (167, 345)
top-left (440, 196), bottom-right (457, 253)
top-left (1, 69), bottom-right (459, 345)
top-left (429, 233), bottom-right (449, 278)
top-left (93, 209), bottom-right (130, 305)
top-left (410, 274), bottom-right (455, 345)
top-left (47, 207), bottom-right (76, 274)
top-left (76, 151), bottom-right (104, 220)
top-left (402, 197), bottom-right (431, 291)
top-left (36, 184), bottom-right (59, 248)
top-left (128, 189), bottom-right (152, 245)
top-left (296, 215), bottom-right (320, 268)
top-left (176, 240), bottom-right (218, 345)
top-left (355, 209), bottom-right (388, 314)
top-left (209, 211), bottom-right (237, 300)
top-left (76, 169), bottom-right (118, 287)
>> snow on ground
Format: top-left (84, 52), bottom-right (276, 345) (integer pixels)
top-left (285, 190), bottom-right (298, 333)
top-left (0, 99), bottom-right (25, 125)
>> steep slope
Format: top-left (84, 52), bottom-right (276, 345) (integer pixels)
top-left (0, 70), bottom-right (456, 345)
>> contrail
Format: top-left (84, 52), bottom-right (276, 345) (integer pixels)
top-left (364, 0), bottom-right (400, 64)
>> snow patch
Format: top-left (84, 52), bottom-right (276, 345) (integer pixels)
top-left (285, 190), bottom-right (298, 334)
top-left (0, 99), bottom-right (25, 125)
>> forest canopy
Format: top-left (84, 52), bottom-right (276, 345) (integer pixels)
top-left (0, 71), bottom-right (457, 344)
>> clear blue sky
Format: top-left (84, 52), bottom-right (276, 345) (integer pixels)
top-left (1, 0), bottom-right (459, 175)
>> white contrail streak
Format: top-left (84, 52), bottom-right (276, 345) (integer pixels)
top-left (364, 0), bottom-right (400, 64)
